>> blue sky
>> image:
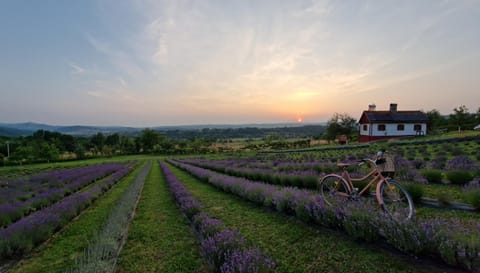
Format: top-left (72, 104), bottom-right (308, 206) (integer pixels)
top-left (1, 0), bottom-right (479, 126)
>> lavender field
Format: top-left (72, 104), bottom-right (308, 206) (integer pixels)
top-left (1, 136), bottom-right (479, 273)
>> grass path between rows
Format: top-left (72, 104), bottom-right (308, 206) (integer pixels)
top-left (116, 161), bottom-right (208, 273)
top-left (9, 161), bottom-right (147, 273)
top-left (167, 162), bottom-right (466, 273)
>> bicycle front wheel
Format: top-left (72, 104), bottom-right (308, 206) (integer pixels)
top-left (319, 175), bottom-right (351, 206)
top-left (379, 180), bottom-right (414, 221)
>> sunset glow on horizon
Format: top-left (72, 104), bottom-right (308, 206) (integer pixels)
top-left (1, 1), bottom-right (479, 126)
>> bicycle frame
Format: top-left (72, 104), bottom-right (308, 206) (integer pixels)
top-left (320, 157), bottom-right (414, 221)
top-left (338, 159), bottom-right (388, 206)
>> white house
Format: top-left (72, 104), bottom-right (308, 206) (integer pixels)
top-left (358, 103), bottom-right (428, 143)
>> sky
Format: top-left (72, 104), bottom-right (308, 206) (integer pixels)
top-left (1, 0), bottom-right (479, 127)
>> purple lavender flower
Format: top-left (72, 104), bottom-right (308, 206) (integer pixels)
top-left (170, 158), bottom-right (480, 270)
top-left (446, 156), bottom-right (477, 171)
top-left (0, 162), bottom-right (133, 258)
top-left (220, 248), bottom-right (276, 273)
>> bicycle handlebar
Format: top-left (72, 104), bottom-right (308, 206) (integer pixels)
top-left (358, 158), bottom-right (377, 167)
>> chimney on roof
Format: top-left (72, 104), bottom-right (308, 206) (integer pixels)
top-left (390, 103), bottom-right (397, 113)
top-left (368, 104), bottom-right (376, 111)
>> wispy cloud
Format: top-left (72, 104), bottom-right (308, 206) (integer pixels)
top-left (85, 33), bottom-right (145, 80)
top-left (68, 62), bottom-right (85, 74)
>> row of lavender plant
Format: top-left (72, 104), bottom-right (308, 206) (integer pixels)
top-left (159, 161), bottom-right (276, 273)
top-left (0, 164), bottom-right (116, 204)
top-left (180, 155), bottom-right (480, 209)
top-left (169, 159), bottom-right (480, 272)
top-left (70, 161), bottom-right (151, 273)
top-left (179, 158), bottom-right (324, 190)
top-left (0, 163), bottom-right (127, 227)
top-left (0, 162), bottom-right (136, 260)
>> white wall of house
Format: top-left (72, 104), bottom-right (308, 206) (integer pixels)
top-left (360, 123), bottom-right (427, 136)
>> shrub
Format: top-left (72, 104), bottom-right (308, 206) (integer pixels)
top-left (405, 184), bottom-right (424, 204)
top-left (220, 248), bottom-right (276, 273)
top-left (463, 179), bottom-right (480, 211)
top-left (445, 170), bottom-right (474, 185)
top-left (450, 146), bottom-right (464, 156)
top-left (421, 169), bottom-right (443, 184)
top-left (428, 156), bottom-right (446, 170)
top-left (342, 204), bottom-right (381, 242)
top-left (446, 156), bottom-right (477, 171)
top-left (411, 159), bottom-right (425, 169)
top-left (302, 176), bottom-right (318, 189)
top-left (436, 192), bottom-right (453, 206)
top-left (0, 214), bottom-right (11, 227)
top-left (464, 190), bottom-right (480, 211)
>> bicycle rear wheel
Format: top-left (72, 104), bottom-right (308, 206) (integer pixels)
top-left (379, 180), bottom-right (414, 221)
top-left (319, 175), bottom-right (351, 206)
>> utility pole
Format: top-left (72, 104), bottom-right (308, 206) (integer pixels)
top-left (6, 141), bottom-right (10, 158)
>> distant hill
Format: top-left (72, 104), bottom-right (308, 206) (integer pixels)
top-left (0, 122), bottom-right (326, 138)
top-left (0, 127), bottom-right (32, 137)
top-left (0, 122), bottom-right (141, 137)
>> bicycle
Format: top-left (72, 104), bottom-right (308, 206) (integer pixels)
top-left (318, 157), bottom-right (414, 222)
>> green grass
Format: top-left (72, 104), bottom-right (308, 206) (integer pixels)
top-left (405, 182), bottom-right (465, 201)
top-left (9, 161), bottom-right (147, 273)
top-left (116, 161), bottom-right (207, 273)
top-left (416, 207), bottom-right (480, 220)
top-left (167, 163), bottom-right (455, 273)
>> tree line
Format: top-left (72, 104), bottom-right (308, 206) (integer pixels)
top-left (0, 126), bottom-right (327, 165)
top-left (0, 129), bottom-right (211, 165)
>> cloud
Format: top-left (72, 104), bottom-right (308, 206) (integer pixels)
top-left (85, 33), bottom-right (145, 80)
top-left (297, 0), bottom-right (331, 16)
top-left (87, 91), bottom-right (103, 97)
top-left (69, 62), bottom-right (85, 74)
top-left (79, 0), bottom-right (480, 124)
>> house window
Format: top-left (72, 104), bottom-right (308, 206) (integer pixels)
top-left (414, 124), bottom-right (422, 131)
top-left (397, 124), bottom-right (405, 131)
top-left (363, 124), bottom-right (367, 131)
top-left (377, 124), bottom-right (386, 131)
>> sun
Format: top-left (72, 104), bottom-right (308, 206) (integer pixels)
top-left (297, 117), bottom-right (303, 123)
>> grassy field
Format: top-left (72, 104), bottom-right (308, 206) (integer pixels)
top-left (2, 131), bottom-right (479, 273)
top-left (166, 162), bottom-right (465, 273)
top-left (8, 161), bottom-right (147, 273)
top-left (116, 160), bottom-right (208, 273)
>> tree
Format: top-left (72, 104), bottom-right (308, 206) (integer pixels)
top-left (139, 129), bottom-right (160, 153)
top-left (90, 133), bottom-right (105, 155)
top-left (425, 109), bottom-right (447, 132)
top-left (476, 107), bottom-right (480, 124)
top-left (74, 143), bottom-right (86, 159)
top-left (59, 134), bottom-right (75, 152)
top-left (105, 133), bottom-right (120, 147)
top-left (36, 143), bottom-right (59, 162)
top-left (120, 135), bottom-right (136, 154)
top-left (11, 146), bottom-right (35, 163)
top-left (325, 113), bottom-right (357, 142)
top-left (449, 105), bottom-right (475, 130)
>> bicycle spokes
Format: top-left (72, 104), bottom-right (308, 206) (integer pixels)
top-left (319, 175), bottom-right (350, 206)
top-left (380, 180), bottom-right (414, 221)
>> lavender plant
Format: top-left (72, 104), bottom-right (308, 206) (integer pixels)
top-left (463, 178), bottom-right (480, 210)
top-left (71, 162), bottom-right (151, 273)
top-left (0, 163), bottom-right (127, 227)
top-left (0, 163), bottom-right (134, 259)
top-left (159, 161), bottom-right (276, 273)
top-left (169, 159), bottom-right (480, 272)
